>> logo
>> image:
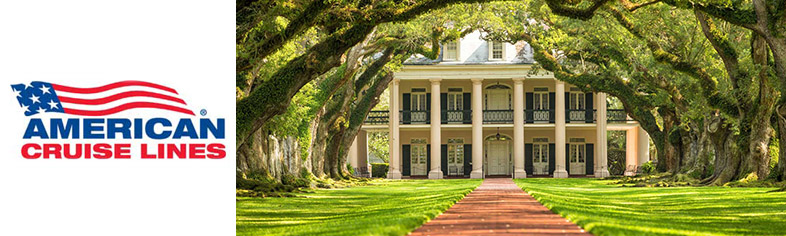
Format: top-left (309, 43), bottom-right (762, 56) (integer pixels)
top-left (10, 80), bottom-right (226, 160)
top-left (11, 81), bottom-right (193, 116)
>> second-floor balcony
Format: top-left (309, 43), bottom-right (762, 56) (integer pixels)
top-left (364, 109), bottom-right (633, 125)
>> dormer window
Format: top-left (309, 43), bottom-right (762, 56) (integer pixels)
top-left (443, 41), bottom-right (458, 61)
top-left (489, 41), bottom-right (504, 60)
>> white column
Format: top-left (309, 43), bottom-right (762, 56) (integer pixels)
top-left (637, 126), bottom-right (650, 166)
top-left (388, 79), bottom-right (402, 179)
top-left (428, 78), bottom-right (443, 179)
top-left (349, 136), bottom-right (358, 171)
top-left (625, 128), bottom-right (638, 176)
top-left (554, 80), bottom-right (568, 178)
top-left (595, 92), bottom-right (610, 178)
top-left (513, 78), bottom-right (526, 178)
top-left (357, 130), bottom-right (370, 177)
top-left (470, 79), bottom-right (484, 179)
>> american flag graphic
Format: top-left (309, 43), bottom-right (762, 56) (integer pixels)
top-left (10, 81), bottom-right (194, 116)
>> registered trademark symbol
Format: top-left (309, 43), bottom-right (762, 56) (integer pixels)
top-left (200, 109), bottom-right (207, 116)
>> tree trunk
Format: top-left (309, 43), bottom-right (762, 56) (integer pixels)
top-left (775, 104), bottom-right (786, 181)
top-left (704, 114), bottom-right (742, 185)
top-left (236, 24), bottom-right (376, 148)
top-left (744, 34), bottom-right (776, 179)
top-left (679, 119), bottom-right (713, 178)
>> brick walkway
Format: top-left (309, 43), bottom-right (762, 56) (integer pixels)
top-left (409, 178), bottom-right (591, 236)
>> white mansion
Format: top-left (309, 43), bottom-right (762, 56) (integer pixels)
top-left (348, 31), bottom-right (650, 179)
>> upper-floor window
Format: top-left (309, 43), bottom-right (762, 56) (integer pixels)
top-left (444, 41), bottom-right (458, 61)
top-left (411, 88), bottom-right (427, 111)
top-left (490, 41), bottom-right (504, 60)
top-left (447, 88), bottom-right (463, 111)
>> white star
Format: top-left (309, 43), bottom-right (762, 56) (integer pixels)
top-left (36, 107), bottom-right (47, 114)
top-left (48, 100), bottom-right (59, 109)
top-left (21, 105), bottom-right (30, 113)
top-left (22, 82), bottom-right (32, 89)
top-left (30, 94), bottom-right (40, 104)
top-left (12, 88), bottom-right (21, 97)
top-left (39, 85), bottom-right (51, 94)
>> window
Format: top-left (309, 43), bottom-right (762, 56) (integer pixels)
top-left (570, 144), bottom-right (585, 163)
top-left (411, 138), bottom-right (428, 165)
top-left (447, 88), bottom-right (463, 111)
top-left (533, 143), bottom-right (549, 163)
top-left (569, 138), bottom-right (586, 163)
top-left (447, 139), bottom-right (464, 176)
top-left (569, 88), bottom-right (585, 110)
top-left (411, 88), bottom-right (427, 111)
top-left (534, 90), bottom-right (549, 110)
top-left (490, 41), bottom-right (504, 60)
top-left (444, 41), bottom-right (458, 61)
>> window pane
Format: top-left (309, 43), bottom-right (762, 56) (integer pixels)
top-left (570, 94), bottom-right (577, 109)
top-left (448, 94), bottom-right (455, 110)
top-left (534, 94), bottom-right (540, 109)
top-left (456, 94), bottom-right (464, 110)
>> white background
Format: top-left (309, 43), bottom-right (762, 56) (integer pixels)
top-left (0, 1), bottom-right (235, 235)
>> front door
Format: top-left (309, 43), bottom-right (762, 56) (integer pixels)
top-left (486, 138), bottom-right (510, 175)
top-left (533, 143), bottom-right (549, 175)
top-left (411, 138), bottom-right (428, 176)
top-left (447, 138), bottom-right (464, 176)
top-left (569, 143), bottom-right (586, 175)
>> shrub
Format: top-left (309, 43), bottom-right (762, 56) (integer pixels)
top-left (346, 163), bottom-right (355, 176)
top-left (640, 161), bottom-right (655, 174)
top-left (281, 174), bottom-right (310, 189)
top-left (371, 163), bottom-right (389, 178)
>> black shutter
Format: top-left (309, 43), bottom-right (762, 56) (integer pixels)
top-left (441, 93), bottom-right (448, 124)
top-left (441, 144), bottom-right (448, 175)
top-left (548, 92), bottom-right (555, 123)
top-left (565, 92), bottom-right (571, 122)
top-left (526, 92), bottom-right (533, 123)
top-left (463, 93), bottom-right (472, 124)
top-left (566, 144), bottom-right (571, 175)
top-left (427, 145), bottom-right (431, 174)
top-left (548, 143), bottom-right (555, 174)
top-left (525, 143), bottom-right (533, 175)
top-left (586, 143), bottom-right (594, 175)
top-left (585, 93), bottom-right (594, 123)
top-left (426, 93), bottom-right (431, 124)
top-left (402, 145), bottom-right (411, 176)
top-left (402, 93), bottom-right (411, 124)
top-left (464, 144), bottom-right (472, 176)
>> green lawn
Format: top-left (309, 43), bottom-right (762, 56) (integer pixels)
top-left (514, 178), bottom-right (786, 236)
top-left (237, 179), bottom-right (482, 236)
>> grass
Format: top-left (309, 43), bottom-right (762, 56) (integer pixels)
top-left (236, 179), bottom-right (482, 236)
top-left (514, 178), bottom-right (786, 236)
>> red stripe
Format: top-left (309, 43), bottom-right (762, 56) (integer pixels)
top-left (58, 91), bottom-right (187, 105)
top-left (63, 102), bottom-right (194, 116)
top-left (51, 81), bottom-right (179, 94)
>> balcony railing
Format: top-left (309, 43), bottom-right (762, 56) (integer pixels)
top-left (443, 109), bottom-right (471, 123)
top-left (362, 109), bottom-right (635, 124)
top-left (567, 109), bottom-right (595, 123)
top-left (607, 109), bottom-right (630, 122)
top-left (483, 110), bottom-right (513, 123)
top-left (365, 110), bottom-right (389, 124)
top-left (526, 109), bottom-right (551, 123)
top-left (401, 110), bottom-right (429, 124)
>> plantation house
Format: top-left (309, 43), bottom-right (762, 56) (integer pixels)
top-left (349, 31), bottom-right (650, 179)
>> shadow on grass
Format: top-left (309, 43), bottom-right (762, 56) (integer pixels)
top-left (515, 178), bottom-right (786, 236)
top-left (237, 179), bottom-right (482, 236)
